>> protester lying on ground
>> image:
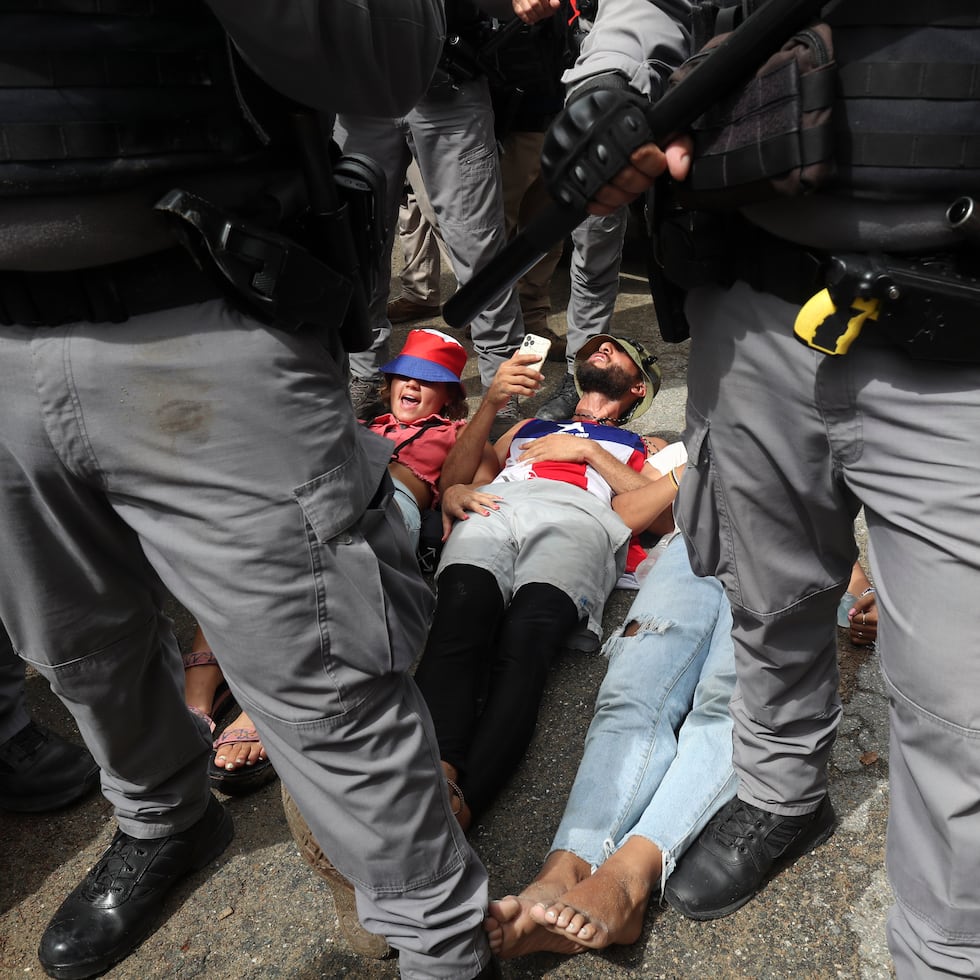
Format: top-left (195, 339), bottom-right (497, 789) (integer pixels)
top-left (365, 328), bottom-right (470, 552)
top-left (485, 525), bottom-right (736, 957)
top-left (413, 336), bottom-right (671, 831)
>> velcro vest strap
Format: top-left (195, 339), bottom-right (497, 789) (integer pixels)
top-left (0, 116), bottom-right (244, 163)
top-left (839, 61), bottom-right (980, 100)
top-left (839, 131), bottom-right (980, 171)
top-left (0, 1), bottom-right (198, 11)
top-left (829, 0), bottom-right (980, 27)
top-left (684, 0), bottom-right (980, 197)
top-left (694, 124), bottom-right (833, 191)
top-left (0, 51), bottom-right (211, 88)
top-left (0, 2), bottom-right (270, 195)
top-left (690, 52), bottom-right (835, 191)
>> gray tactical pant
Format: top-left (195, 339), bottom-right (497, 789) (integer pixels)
top-left (0, 624), bottom-right (30, 744)
top-left (562, 208), bottom-right (629, 368)
top-left (337, 75), bottom-right (524, 390)
top-left (678, 280), bottom-right (980, 979)
top-left (0, 300), bottom-right (490, 979)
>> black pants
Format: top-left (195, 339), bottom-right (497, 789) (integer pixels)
top-left (413, 564), bottom-right (579, 819)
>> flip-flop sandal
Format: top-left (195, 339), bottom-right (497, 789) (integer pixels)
top-left (208, 725), bottom-right (278, 796)
top-left (182, 649), bottom-right (236, 734)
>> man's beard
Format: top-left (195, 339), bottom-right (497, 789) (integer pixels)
top-left (575, 359), bottom-right (637, 402)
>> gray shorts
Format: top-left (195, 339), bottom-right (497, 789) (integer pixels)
top-left (438, 479), bottom-right (631, 642)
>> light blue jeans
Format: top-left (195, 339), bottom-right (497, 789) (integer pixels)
top-left (391, 476), bottom-right (422, 551)
top-left (550, 533), bottom-right (737, 892)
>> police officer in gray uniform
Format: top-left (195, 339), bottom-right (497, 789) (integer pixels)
top-left (0, 3), bottom-right (495, 978)
top-left (545, 0), bottom-right (980, 976)
top-left (337, 0), bottom-right (526, 423)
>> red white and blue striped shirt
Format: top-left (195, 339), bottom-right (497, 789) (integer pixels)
top-left (493, 419), bottom-right (647, 509)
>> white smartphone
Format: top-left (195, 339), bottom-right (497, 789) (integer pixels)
top-left (519, 332), bottom-right (552, 373)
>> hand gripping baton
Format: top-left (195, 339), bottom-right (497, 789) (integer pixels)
top-left (443, 0), bottom-right (831, 329)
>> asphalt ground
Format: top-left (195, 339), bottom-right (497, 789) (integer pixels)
top-left (1, 230), bottom-right (896, 979)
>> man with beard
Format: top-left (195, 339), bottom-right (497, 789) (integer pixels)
top-left (411, 335), bottom-right (673, 830)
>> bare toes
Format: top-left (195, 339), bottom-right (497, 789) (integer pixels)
top-left (488, 896), bottom-right (522, 924)
top-left (554, 905), bottom-right (581, 930)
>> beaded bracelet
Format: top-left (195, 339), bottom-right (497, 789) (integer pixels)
top-left (859, 586), bottom-right (876, 597)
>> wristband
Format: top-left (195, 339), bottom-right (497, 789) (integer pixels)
top-left (859, 586), bottom-right (876, 597)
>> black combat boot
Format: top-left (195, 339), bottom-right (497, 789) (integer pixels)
top-left (536, 373), bottom-right (579, 420)
top-left (0, 720), bottom-right (99, 812)
top-left (664, 795), bottom-right (836, 920)
top-left (38, 795), bottom-right (233, 979)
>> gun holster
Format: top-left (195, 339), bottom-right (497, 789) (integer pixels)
top-left (796, 251), bottom-right (980, 361)
top-left (155, 152), bottom-right (386, 349)
top-left (332, 154), bottom-right (387, 313)
top-left (647, 182), bottom-right (736, 343)
top-left (156, 188), bottom-right (352, 333)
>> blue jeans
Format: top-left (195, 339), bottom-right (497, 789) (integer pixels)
top-left (390, 476), bottom-right (422, 551)
top-left (550, 533), bottom-right (737, 890)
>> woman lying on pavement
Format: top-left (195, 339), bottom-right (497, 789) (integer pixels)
top-left (413, 337), bottom-right (672, 832)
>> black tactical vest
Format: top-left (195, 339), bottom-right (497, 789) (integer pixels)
top-left (830, 1), bottom-right (980, 196)
top-left (0, 0), bottom-right (273, 198)
top-left (688, 0), bottom-right (980, 199)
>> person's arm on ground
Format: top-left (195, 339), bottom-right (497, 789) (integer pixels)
top-left (847, 589), bottom-right (878, 647)
top-left (844, 561), bottom-right (878, 646)
top-left (439, 482), bottom-right (505, 538)
top-left (438, 418), bottom-right (532, 539)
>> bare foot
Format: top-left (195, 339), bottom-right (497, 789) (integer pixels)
top-left (529, 837), bottom-right (662, 951)
top-left (484, 851), bottom-right (590, 959)
top-left (213, 710), bottom-right (267, 771)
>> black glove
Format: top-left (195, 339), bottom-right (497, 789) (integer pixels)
top-left (541, 74), bottom-right (654, 210)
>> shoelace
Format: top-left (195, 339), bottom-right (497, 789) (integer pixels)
top-left (83, 835), bottom-right (151, 897)
top-left (711, 799), bottom-right (766, 847)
